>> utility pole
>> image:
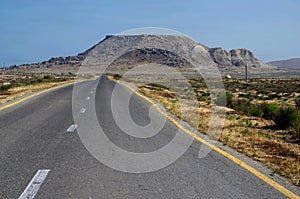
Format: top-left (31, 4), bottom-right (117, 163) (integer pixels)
top-left (13, 66), bottom-right (16, 81)
top-left (245, 65), bottom-right (248, 81)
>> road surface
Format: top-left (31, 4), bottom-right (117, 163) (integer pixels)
top-left (0, 76), bottom-right (299, 198)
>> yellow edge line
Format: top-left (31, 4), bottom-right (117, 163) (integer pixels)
top-left (0, 82), bottom-right (75, 112)
top-left (117, 80), bottom-right (299, 199)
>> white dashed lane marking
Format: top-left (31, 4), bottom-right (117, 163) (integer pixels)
top-left (18, 169), bottom-right (50, 199)
top-left (86, 96), bottom-right (90, 100)
top-left (80, 108), bottom-right (86, 113)
top-left (66, 124), bottom-right (78, 132)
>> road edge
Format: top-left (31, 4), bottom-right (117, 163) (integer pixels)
top-left (111, 78), bottom-right (300, 199)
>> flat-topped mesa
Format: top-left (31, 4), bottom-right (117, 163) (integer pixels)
top-left (13, 34), bottom-right (280, 77)
top-left (92, 34), bottom-right (208, 54)
top-left (83, 34), bottom-right (213, 68)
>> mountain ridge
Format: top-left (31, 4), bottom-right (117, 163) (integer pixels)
top-left (269, 58), bottom-right (300, 70)
top-left (6, 34), bottom-right (299, 77)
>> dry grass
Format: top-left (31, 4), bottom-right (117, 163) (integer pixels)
top-left (222, 114), bottom-right (300, 186)
top-left (136, 82), bottom-right (300, 186)
top-left (0, 80), bottom-right (75, 105)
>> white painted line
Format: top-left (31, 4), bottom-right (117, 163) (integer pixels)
top-left (66, 124), bottom-right (78, 132)
top-left (80, 108), bottom-right (86, 113)
top-left (86, 96), bottom-right (90, 100)
top-left (18, 169), bottom-right (50, 199)
top-left (90, 91), bottom-right (94, 94)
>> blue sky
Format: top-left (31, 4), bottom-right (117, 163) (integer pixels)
top-left (1, 0), bottom-right (299, 66)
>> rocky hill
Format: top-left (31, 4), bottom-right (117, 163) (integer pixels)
top-left (82, 34), bottom-right (282, 77)
top-left (10, 34), bottom-right (299, 77)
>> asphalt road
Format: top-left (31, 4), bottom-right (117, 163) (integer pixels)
top-left (0, 76), bottom-right (299, 198)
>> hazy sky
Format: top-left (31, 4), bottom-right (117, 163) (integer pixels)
top-left (1, 0), bottom-right (299, 66)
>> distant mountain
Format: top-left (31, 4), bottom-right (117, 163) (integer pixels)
top-left (8, 34), bottom-right (300, 77)
top-left (269, 58), bottom-right (300, 70)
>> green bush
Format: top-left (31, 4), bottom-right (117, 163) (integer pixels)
top-left (113, 74), bottom-right (121, 80)
top-left (231, 99), bottom-right (252, 114)
top-left (251, 105), bottom-right (264, 117)
top-left (260, 103), bottom-right (279, 120)
top-left (215, 92), bottom-right (233, 107)
top-left (274, 106), bottom-right (299, 130)
top-left (214, 92), bottom-right (226, 107)
top-left (197, 94), bottom-right (205, 101)
top-left (147, 83), bottom-right (168, 90)
top-left (43, 75), bottom-right (51, 80)
top-left (226, 92), bottom-right (233, 107)
top-left (68, 72), bottom-right (76, 76)
top-left (291, 117), bottom-right (300, 139)
top-left (0, 84), bottom-right (12, 91)
top-left (295, 96), bottom-right (300, 110)
top-left (238, 93), bottom-right (254, 101)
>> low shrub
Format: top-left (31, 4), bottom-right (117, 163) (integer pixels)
top-left (214, 92), bottom-right (226, 107)
top-left (197, 94), bottom-right (205, 101)
top-left (147, 83), bottom-right (168, 90)
top-left (291, 117), bottom-right (300, 139)
top-left (231, 99), bottom-right (251, 114)
top-left (274, 106), bottom-right (299, 130)
top-left (295, 96), bottom-right (300, 110)
top-left (113, 74), bottom-right (121, 80)
top-left (0, 84), bottom-right (12, 91)
top-left (251, 105), bottom-right (264, 117)
top-left (260, 103), bottom-right (279, 120)
top-left (43, 75), bottom-right (51, 80)
top-left (214, 92), bottom-right (233, 107)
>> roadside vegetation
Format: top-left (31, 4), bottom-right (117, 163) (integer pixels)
top-left (118, 76), bottom-right (300, 186)
top-left (0, 73), bottom-right (77, 104)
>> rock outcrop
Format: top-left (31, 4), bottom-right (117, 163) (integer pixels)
top-left (209, 48), bottom-right (269, 68)
top-left (209, 48), bottom-right (232, 67)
